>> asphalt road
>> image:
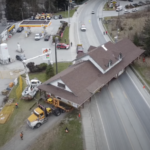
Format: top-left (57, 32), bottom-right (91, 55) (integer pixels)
top-left (78, 0), bottom-right (150, 150)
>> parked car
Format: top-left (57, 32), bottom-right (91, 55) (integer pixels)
top-left (17, 27), bottom-right (24, 32)
top-left (91, 11), bottom-right (95, 14)
top-left (124, 9), bottom-right (130, 13)
top-left (34, 33), bottom-right (42, 40)
top-left (59, 15), bottom-right (62, 19)
top-left (116, 6), bottom-right (123, 12)
top-left (138, 1), bottom-right (144, 6)
top-left (132, 8), bottom-right (138, 12)
top-left (80, 25), bottom-right (86, 31)
top-left (44, 35), bottom-right (50, 41)
top-left (57, 43), bottom-right (70, 49)
top-left (133, 3), bottom-right (138, 7)
top-left (16, 54), bottom-right (26, 61)
top-left (54, 16), bottom-right (59, 19)
top-left (128, 0), bottom-right (133, 2)
top-left (146, 0), bottom-right (150, 4)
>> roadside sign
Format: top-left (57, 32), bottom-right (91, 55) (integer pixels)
top-left (42, 48), bottom-right (51, 60)
top-left (69, 0), bottom-right (72, 3)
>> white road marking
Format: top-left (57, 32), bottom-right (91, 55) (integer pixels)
top-left (126, 71), bottom-right (150, 109)
top-left (95, 95), bottom-right (110, 150)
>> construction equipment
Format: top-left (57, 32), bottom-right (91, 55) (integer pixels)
top-left (27, 104), bottom-right (61, 128)
top-left (46, 97), bottom-right (73, 112)
top-left (35, 14), bottom-right (41, 20)
top-left (46, 13), bottom-right (51, 20)
top-left (22, 79), bottom-right (41, 100)
top-left (41, 14), bottom-right (45, 20)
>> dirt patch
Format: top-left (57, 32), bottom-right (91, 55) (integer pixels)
top-left (104, 10), bottom-right (150, 41)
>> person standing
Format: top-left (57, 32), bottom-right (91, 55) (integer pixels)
top-left (20, 132), bottom-right (23, 140)
top-left (15, 103), bottom-right (18, 108)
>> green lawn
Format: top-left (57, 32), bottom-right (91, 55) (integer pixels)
top-left (54, 8), bottom-right (77, 18)
top-left (0, 78), bottom-right (35, 147)
top-left (132, 64), bottom-right (150, 87)
top-left (61, 26), bottom-right (70, 44)
top-left (31, 110), bottom-right (83, 150)
top-left (0, 62), bottom-right (71, 147)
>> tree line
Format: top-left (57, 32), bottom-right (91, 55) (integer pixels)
top-left (5, 0), bottom-right (85, 21)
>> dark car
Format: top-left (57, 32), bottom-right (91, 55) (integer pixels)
top-left (133, 3), bottom-right (138, 7)
top-left (59, 15), bottom-right (62, 19)
top-left (16, 54), bottom-right (26, 61)
top-left (44, 35), bottom-right (50, 41)
top-left (146, 0), bottom-right (150, 4)
top-left (17, 27), bottom-right (24, 32)
top-left (57, 43), bottom-right (70, 49)
top-left (128, 0), bottom-right (133, 2)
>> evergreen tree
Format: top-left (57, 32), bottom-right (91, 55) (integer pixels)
top-left (46, 64), bottom-right (55, 79)
top-left (133, 32), bottom-right (140, 46)
top-left (5, 0), bottom-right (23, 21)
top-left (142, 17), bottom-right (150, 56)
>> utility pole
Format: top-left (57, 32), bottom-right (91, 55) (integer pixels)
top-left (64, 4), bottom-right (66, 17)
top-left (68, 4), bottom-right (70, 25)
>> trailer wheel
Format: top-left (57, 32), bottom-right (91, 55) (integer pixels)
top-left (36, 123), bottom-right (41, 128)
top-left (55, 109), bottom-right (61, 116)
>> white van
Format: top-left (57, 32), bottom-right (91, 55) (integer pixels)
top-left (116, 6), bottom-right (123, 12)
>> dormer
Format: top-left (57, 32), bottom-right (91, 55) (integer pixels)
top-left (48, 79), bottom-right (73, 93)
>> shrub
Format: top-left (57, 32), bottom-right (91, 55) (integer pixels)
top-left (128, 26), bottom-right (133, 30)
top-left (52, 35), bottom-right (61, 43)
top-left (46, 64), bottom-right (54, 78)
top-left (133, 32), bottom-right (140, 46)
top-left (39, 63), bottom-right (47, 70)
top-left (125, 5), bottom-right (129, 9)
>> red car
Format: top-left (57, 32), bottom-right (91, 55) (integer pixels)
top-left (57, 43), bottom-right (70, 49)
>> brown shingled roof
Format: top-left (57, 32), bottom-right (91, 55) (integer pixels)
top-left (38, 38), bottom-right (144, 107)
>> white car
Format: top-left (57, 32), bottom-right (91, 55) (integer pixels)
top-left (80, 25), bottom-right (86, 31)
top-left (132, 8), bottom-right (138, 12)
top-left (124, 9), bottom-right (130, 14)
top-left (91, 11), bottom-right (95, 14)
top-left (34, 33), bottom-right (42, 40)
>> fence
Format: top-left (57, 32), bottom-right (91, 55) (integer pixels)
top-left (16, 76), bottom-right (23, 99)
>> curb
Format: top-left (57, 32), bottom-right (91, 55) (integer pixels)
top-left (130, 65), bottom-right (150, 93)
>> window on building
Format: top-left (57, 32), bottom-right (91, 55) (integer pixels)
top-left (109, 60), bottom-right (112, 67)
top-left (119, 53), bottom-right (122, 59)
top-left (58, 82), bottom-right (66, 89)
top-left (57, 97), bottom-right (61, 100)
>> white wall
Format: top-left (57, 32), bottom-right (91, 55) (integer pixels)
top-left (78, 55), bottom-right (122, 74)
top-left (1, 30), bottom-right (8, 42)
top-left (50, 79), bottom-right (72, 92)
top-left (47, 92), bottom-right (79, 108)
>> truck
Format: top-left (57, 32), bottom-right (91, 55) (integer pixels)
top-left (35, 14), bottom-right (41, 20)
top-left (27, 97), bottom-right (73, 128)
top-left (76, 44), bottom-right (84, 54)
top-left (27, 104), bottom-right (61, 128)
top-left (41, 14), bottom-right (45, 20)
top-left (46, 14), bottom-right (51, 20)
top-left (22, 79), bottom-right (41, 100)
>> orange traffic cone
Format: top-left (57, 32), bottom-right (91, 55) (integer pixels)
top-left (78, 113), bottom-right (81, 117)
top-left (143, 85), bottom-right (145, 88)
